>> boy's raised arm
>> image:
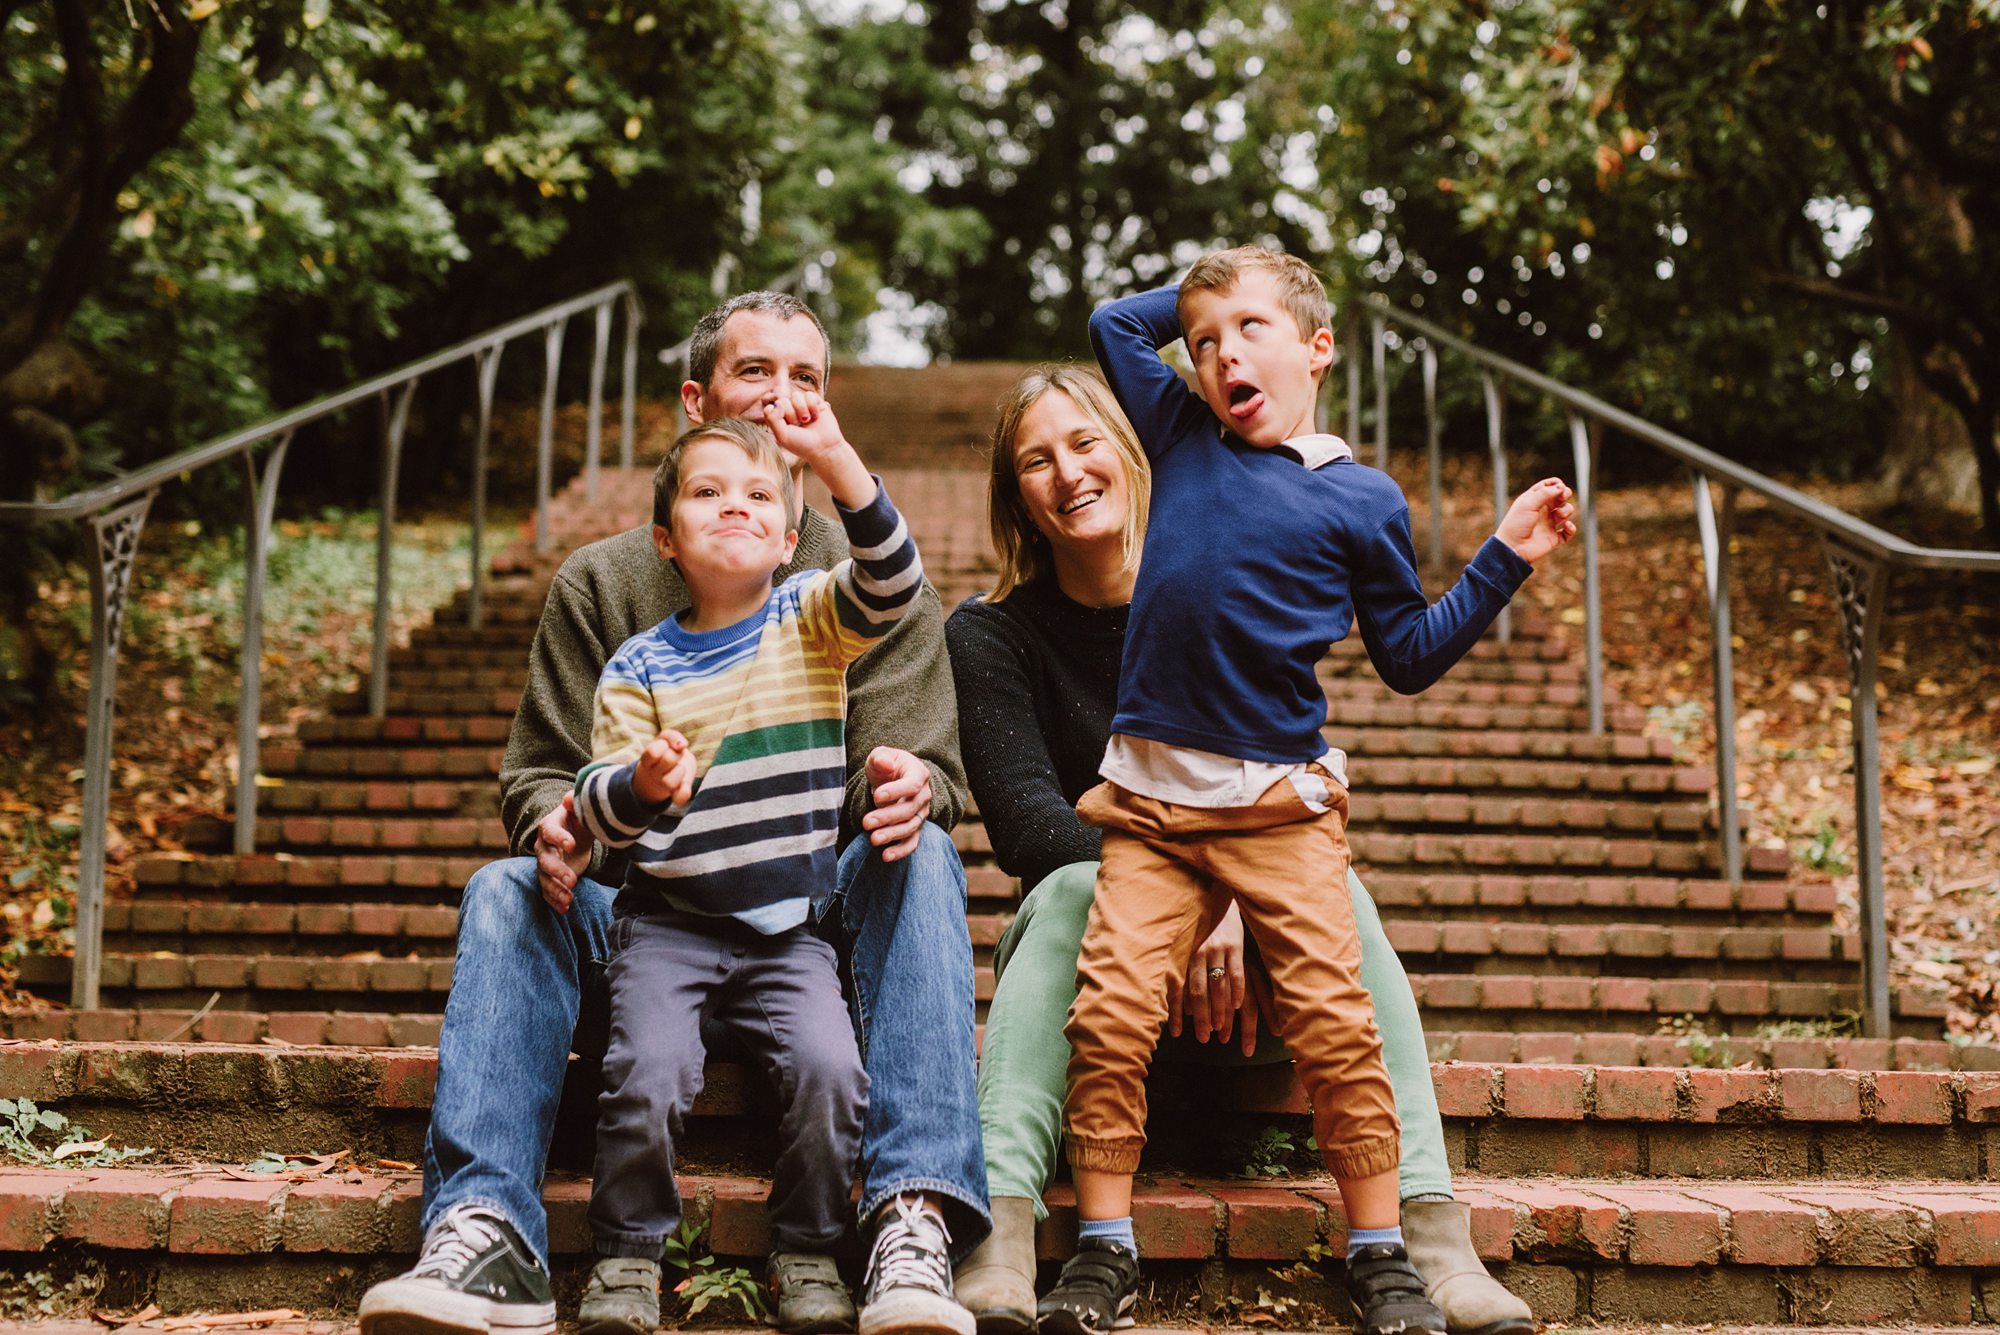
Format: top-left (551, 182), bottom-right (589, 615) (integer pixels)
top-left (1088, 286), bottom-right (1214, 458)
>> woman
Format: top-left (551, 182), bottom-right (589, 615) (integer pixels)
top-left (944, 365), bottom-right (1531, 1335)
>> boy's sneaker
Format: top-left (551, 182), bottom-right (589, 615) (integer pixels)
top-left (858, 1194), bottom-right (975, 1335)
top-left (769, 1251), bottom-right (858, 1334)
top-left (1034, 1238), bottom-right (1139, 1335)
top-left (576, 1257), bottom-right (662, 1335)
top-left (357, 1204), bottom-right (555, 1335)
top-left (1343, 1243), bottom-right (1447, 1335)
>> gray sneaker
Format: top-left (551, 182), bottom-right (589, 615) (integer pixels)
top-left (577, 1256), bottom-right (662, 1335)
top-left (769, 1251), bottom-right (858, 1334)
top-left (358, 1204), bottom-right (556, 1335)
top-left (858, 1195), bottom-right (975, 1335)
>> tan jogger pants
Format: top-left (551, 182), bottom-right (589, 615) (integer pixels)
top-left (1062, 769), bottom-right (1400, 1180)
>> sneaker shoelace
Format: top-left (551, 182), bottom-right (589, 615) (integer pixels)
top-left (410, 1207), bottom-right (504, 1281)
top-left (865, 1195), bottom-right (955, 1296)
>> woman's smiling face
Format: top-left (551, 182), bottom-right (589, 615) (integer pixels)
top-left (1011, 388), bottom-right (1132, 556)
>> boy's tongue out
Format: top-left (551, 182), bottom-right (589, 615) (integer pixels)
top-left (1227, 379), bottom-right (1265, 422)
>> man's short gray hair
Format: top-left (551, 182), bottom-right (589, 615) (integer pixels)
top-left (686, 291), bottom-right (830, 390)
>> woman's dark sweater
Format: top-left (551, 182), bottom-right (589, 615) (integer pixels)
top-left (945, 577), bottom-right (1128, 892)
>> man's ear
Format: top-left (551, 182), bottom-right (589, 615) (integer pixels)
top-left (1307, 327), bottom-right (1337, 380)
top-left (680, 380), bottom-right (705, 425)
top-left (652, 523), bottom-right (676, 564)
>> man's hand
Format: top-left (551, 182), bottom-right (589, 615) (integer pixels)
top-left (1495, 477), bottom-right (1578, 564)
top-left (862, 746), bottom-right (931, 862)
top-left (1165, 900), bottom-right (1277, 1056)
top-left (535, 793), bottom-right (593, 914)
top-left (632, 729), bottom-right (696, 808)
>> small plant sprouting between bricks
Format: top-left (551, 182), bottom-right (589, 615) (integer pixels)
top-left (1229, 1125), bottom-right (1309, 1179)
top-left (660, 1218), bottom-right (769, 1321)
top-left (0, 1100), bottom-right (149, 1168)
top-left (1654, 1014), bottom-right (1738, 1069)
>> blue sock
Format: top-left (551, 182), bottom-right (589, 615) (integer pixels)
top-left (1078, 1216), bottom-right (1137, 1255)
top-left (1347, 1225), bottom-right (1404, 1259)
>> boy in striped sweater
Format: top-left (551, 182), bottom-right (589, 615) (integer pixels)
top-left (569, 403), bottom-right (923, 1335)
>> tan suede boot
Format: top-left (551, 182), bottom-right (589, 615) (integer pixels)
top-left (952, 1196), bottom-right (1037, 1335)
top-left (1403, 1198), bottom-right (1535, 1335)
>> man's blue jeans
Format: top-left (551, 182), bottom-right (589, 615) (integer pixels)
top-left (421, 824), bottom-right (992, 1265)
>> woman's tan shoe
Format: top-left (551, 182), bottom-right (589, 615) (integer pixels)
top-left (1403, 1198), bottom-right (1535, 1335)
top-left (952, 1196), bottom-right (1037, 1335)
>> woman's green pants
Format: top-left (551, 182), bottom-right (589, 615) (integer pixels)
top-left (978, 860), bottom-right (1453, 1215)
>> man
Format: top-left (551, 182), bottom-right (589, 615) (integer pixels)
top-left (358, 292), bottom-right (990, 1335)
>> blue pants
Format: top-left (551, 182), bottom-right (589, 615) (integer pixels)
top-left (590, 913), bottom-right (865, 1258)
top-left (421, 825), bottom-right (992, 1264)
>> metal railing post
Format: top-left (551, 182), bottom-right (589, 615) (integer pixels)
top-left (1825, 539), bottom-right (1893, 1038)
top-left (536, 319), bottom-right (567, 555)
top-left (370, 382), bottom-right (418, 719)
top-left (235, 431), bottom-right (294, 856)
top-left (75, 491), bottom-right (156, 1008)
top-left (1371, 316), bottom-right (1389, 469)
top-left (468, 346), bottom-right (501, 631)
top-left (621, 293), bottom-right (641, 469)
top-left (1421, 343), bottom-right (1442, 571)
top-left (1692, 474), bottom-right (1741, 884)
top-left (1567, 413), bottom-right (1604, 734)
top-left (586, 301), bottom-right (611, 504)
top-left (1482, 371), bottom-right (1511, 644)
top-left (1345, 309), bottom-right (1363, 448)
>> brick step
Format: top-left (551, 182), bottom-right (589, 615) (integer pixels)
top-left (1352, 756), bottom-right (1712, 796)
top-left (7, 1008), bottom-right (1994, 1073)
top-left (1347, 792), bottom-right (1713, 836)
top-left (260, 743), bottom-right (501, 779)
top-left (1422, 1030), bottom-right (2000, 1072)
top-left (954, 824), bottom-right (1770, 878)
top-left (328, 688), bottom-right (520, 717)
top-left (254, 779), bottom-right (498, 818)
top-left (197, 802), bottom-right (1722, 861)
top-left (126, 858), bottom-right (1832, 935)
top-left (2, 1162), bottom-right (1995, 1325)
top-left (14, 954), bottom-right (1941, 1038)
top-left (1338, 727), bottom-right (1677, 762)
top-left (5, 1043), bottom-right (1997, 1180)
top-left (292, 716), bottom-right (511, 745)
top-left (90, 898), bottom-right (1854, 986)
top-left (230, 815), bottom-right (506, 855)
top-left (99, 900), bottom-right (460, 958)
top-left (1403, 972), bottom-right (1945, 1038)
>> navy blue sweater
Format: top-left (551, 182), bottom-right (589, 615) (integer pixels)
top-left (1089, 285), bottom-right (1533, 765)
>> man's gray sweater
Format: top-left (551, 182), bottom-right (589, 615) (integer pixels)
top-left (498, 506), bottom-right (968, 884)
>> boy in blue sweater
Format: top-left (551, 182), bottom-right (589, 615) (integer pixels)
top-left (1043, 248), bottom-right (1574, 1335)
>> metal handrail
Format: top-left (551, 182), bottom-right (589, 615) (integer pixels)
top-left (1347, 294), bottom-right (2000, 1039)
top-left (3, 280), bottom-right (642, 1008)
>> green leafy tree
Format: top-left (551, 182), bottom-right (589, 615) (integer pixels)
top-left (1250, 0), bottom-right (1997, 534)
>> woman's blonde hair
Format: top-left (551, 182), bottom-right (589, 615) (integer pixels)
top-left (985, 365), bottom-right (1151, 602)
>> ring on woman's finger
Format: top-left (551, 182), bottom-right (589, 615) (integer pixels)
top-left (1207, 966), bottom-right (1227, 982)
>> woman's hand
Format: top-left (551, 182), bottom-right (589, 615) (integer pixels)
top-left (1167, 900), bottom-right (1274, 1055)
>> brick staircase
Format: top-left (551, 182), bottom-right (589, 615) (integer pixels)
top-left (4, 383), bottom-right (1997, 1327)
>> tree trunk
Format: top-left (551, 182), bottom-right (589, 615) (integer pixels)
top-left (1873, 333), bottom-right (1982, 516)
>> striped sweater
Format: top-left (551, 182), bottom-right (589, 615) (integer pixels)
top-left (573, 482), bottom-right (921, 932)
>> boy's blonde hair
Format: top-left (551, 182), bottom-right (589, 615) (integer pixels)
top-left (1178, 246), bottom-right (1334, 351)
top-left (652, 418), bottom-right (797, 534)
top-left (985, 365), bottom-right (1152, 603)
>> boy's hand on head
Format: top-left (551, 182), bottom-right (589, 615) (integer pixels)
top-left (632, 729), bottom-right (695, 807)
top-left (1496, 477), bottom-right (1578, 565)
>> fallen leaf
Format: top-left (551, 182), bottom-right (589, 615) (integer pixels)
top-left (52, 1138), bottom-right (108, 1159)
